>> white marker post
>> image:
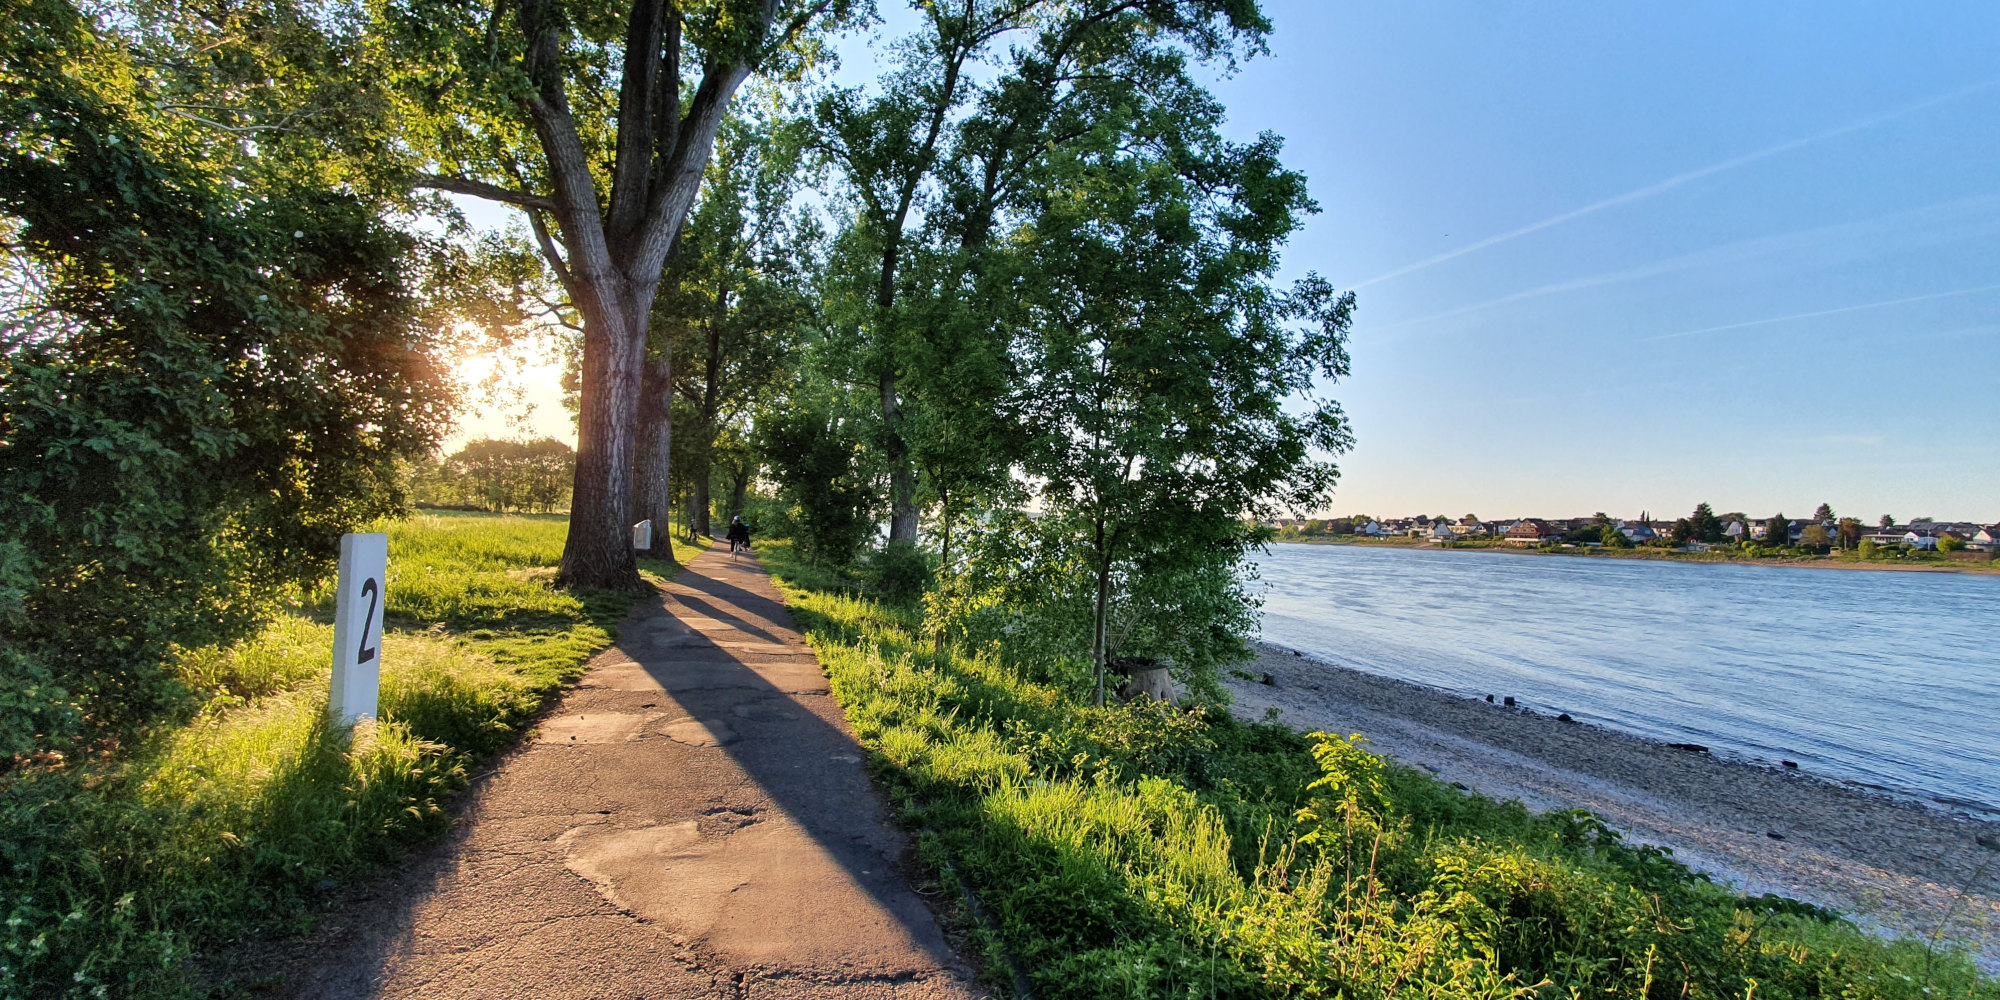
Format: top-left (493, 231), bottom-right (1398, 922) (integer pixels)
top-left (632, 519), bottom-right (653, 552)
top-left (329, 532), bottom-right (388, 726)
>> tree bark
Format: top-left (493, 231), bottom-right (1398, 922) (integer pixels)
top-left (557, 291), bottom-right (648, 591)
top-left (631, 352), bottom-right (674, 554)
top-left (728, 464), bottom-right (748, 519)
top-left (882, 372), bottom-right (918, 542)
top-left (1091, 517), bottom-right (1112, 708)
top-left (691, 454), bottom-right (712, 537)
top-left (486, 0), bottom-right (775, 590)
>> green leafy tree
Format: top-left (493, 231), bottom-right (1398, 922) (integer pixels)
top-left (1006, 115), bottom-right (1352, 704)
top-left (1938, 533), bottom-right (1966, 553)
top-left (375, 0), bottom-right (861, 589)
top-left (1689, 502), bottom-right (1723, 543)
top-left (756, 356), bottom-right (879, 567)
top-left (1879, 513), bottom-right (1896, 529)
top-left (1766, 513), bottom-right (1789, 549)
top-left (415, 438), bottom-right (577, 512)
top-left (814, 0), bottom-right (1273, 549)
top-left (1670, 518), bottom-right (1695, 545)
top-left (1836, 517), bottom-right (1864, 550)
top-left (1798, 524), bottom-right (1833, 552)
top-left (1, 0), bottom-right (479, 757)
top-left (652, 113), bottom-right (815, 538)
top-left (1813, 502), bottom-right (1835, 523)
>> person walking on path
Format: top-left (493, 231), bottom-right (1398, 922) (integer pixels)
top-left (726, 515), bottom-right (751, 558)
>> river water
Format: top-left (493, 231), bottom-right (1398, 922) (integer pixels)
top-left (1251, 543), bottom-right (2000, 815)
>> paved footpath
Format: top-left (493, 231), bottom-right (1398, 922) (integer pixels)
top-left (278, 548), bottom-right (984, 999)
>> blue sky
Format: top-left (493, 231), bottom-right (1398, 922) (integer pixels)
top-left (459, 2), bottom-right (2000, 523)
top-left (1188, 1), bottom-right (2000, 522)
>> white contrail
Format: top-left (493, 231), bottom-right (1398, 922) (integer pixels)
top-left (1350, 77), bottom-right (2000, 291)
top-left (1640, 284), bottom-right (2000, 343)
top-left (1362, 192), bottom-right (2000, 339)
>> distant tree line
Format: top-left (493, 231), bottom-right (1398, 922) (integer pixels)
top-left (410, 439), bottom-right (577, 513)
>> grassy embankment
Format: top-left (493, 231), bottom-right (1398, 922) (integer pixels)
top-left (0, 513), bottom-right (706, 999)
top-left (756, 538), bottom-right (1997, 1000)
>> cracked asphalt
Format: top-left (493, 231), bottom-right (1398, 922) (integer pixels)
top-left (261, 547), bottom-right (985, 998)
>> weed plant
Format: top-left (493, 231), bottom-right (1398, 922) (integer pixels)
top-left (755, 538), bottom-right (1998, 1000)
top-left (0, 513), bottom-right (693, 998)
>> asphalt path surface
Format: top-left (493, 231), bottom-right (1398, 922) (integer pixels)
top-left (262, 546), bottom-right (984, 999)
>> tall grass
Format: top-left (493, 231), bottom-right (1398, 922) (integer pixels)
top-left (756, 538), bottom-right (1998, 1000)
top-left (0, 513), bottom-right (675, 999)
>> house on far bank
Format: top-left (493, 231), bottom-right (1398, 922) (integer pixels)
top-left (1358, 520), bottom-right (1392, 537)
top-left (1504, 519), bottom-right (1560, 545)
top-left (1901, 527), bottom-right (1941, 550)
top-left (1429, 522), bottom-right (1458, 542)
top-left (1619, 522), bottom-right (1658, 544)
top-left (1723, 521), bottom-right (1746, 542)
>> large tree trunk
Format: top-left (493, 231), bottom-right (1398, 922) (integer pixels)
top-left (557, 292), bottom-right (647, 591)
top-left (729, 464), bottom-right (748, 519)
top-left (631, 352), bottom-right (674, 554)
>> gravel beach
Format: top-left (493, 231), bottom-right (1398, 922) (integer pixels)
top-left (1225, 642), bottom-right (2000, 973)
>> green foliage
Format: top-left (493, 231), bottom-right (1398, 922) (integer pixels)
top-left (763, 542), bottom-right (1999, 1000)
top-left (410, 437), bottom-right (576, 513)
top-left (868, 540), bottom-right (934, 606)
top-left (924, 511), bottom-right (1257, 702)
top-left (1767, 514), bottom-right (1790, 549)
top-left (1859, 537), bottom-right (1880, 559)
top-left (656, 110), bottom-right (817, 534)
top-left (1837, 518), bottom-right (1865, 550)
top-left (1689, 503), bottom-right (1724, 544)
top-left (1938, 534), bottom-right (1966, 554)
top-left (1799, 524), bottom-right (1834, 552)
top-left (1670, 518), bottom-right (1696, 545)
top-left (0, 514), bottom-right (642, 998)
top-left (756, 374), bottom-right (880, 567)
top-left (0, 0), bottom-right (501, 761)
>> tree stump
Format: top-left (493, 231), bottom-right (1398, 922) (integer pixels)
top-left (1109, 656), bottom-right (1176, 703)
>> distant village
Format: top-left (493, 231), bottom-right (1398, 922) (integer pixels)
top-left (1269, 509), bottom-right (2000, 553)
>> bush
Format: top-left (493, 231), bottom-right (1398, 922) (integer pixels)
top-left (0, 0), bottom-right (464, 763)
top-left (0, 514), bottom-right (642, 998)
top-left (869, 540), bottom-right (935, 606)
top-left (763, 544), bottom-right (2000, 1000)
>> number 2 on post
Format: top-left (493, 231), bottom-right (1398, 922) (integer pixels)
top-left (357, 577), bottom-right (379, 664)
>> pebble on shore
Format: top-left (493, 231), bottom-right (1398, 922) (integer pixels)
top-left (1226, 641), bottom-right (2000, 972)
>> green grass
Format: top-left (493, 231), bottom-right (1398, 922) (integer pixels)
top-left (755, 537), bottom-right (1999, 1000)
top-left (0, 513), bottom-right (657, 999)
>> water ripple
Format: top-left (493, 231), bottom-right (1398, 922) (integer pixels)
top-left (1253, 544), bottom-right (2000, 813)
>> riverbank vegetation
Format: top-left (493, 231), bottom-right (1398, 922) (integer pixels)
top-left (9, 0), bottom-right (1994, 994)
top-left (1275, 535), bottom-right (2000, 573)
top-left (758, 538), bottom-right (1998, 1000)
top-left (0, 515), bottom-right (699, 997)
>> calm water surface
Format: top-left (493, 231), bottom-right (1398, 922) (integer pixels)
top-left (1252, 543), bottom-right (2000, 815)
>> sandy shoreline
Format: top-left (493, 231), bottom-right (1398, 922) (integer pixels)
top-left (1225, 641), bottom-right (2000, 972)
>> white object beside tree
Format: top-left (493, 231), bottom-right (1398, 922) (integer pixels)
top-left (632, 519), bottom-right (653, 551)
top-left (329, 532), bottom-right (388, 726)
